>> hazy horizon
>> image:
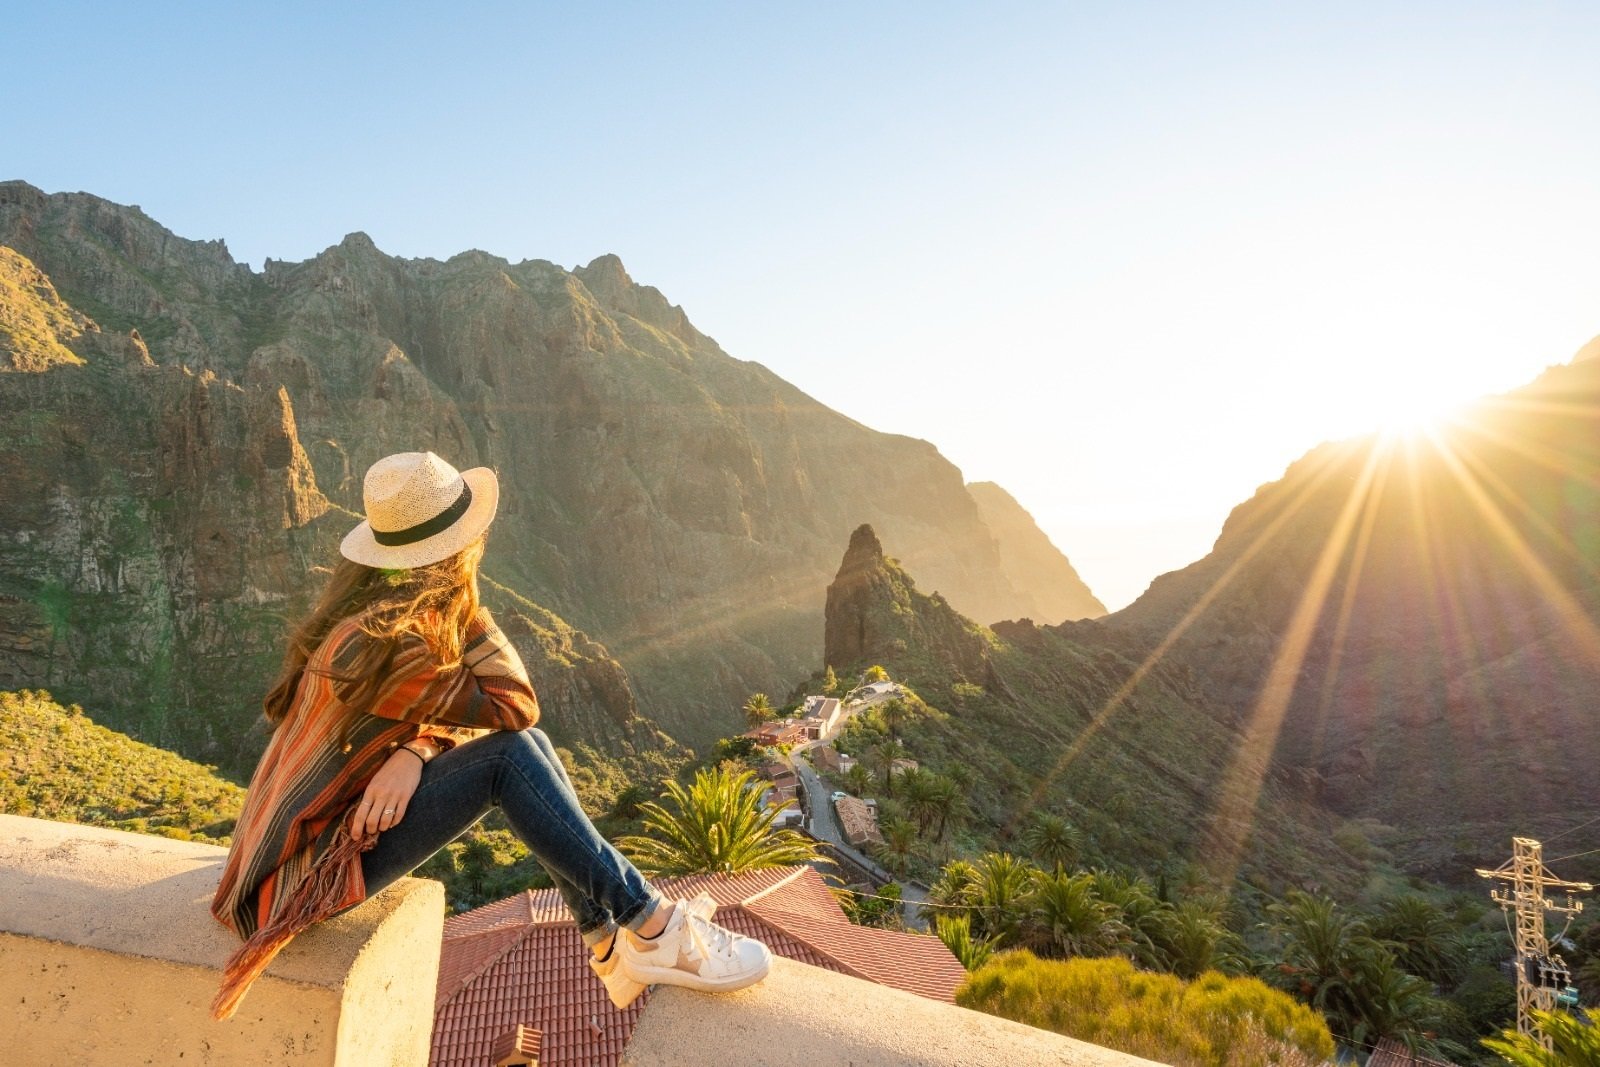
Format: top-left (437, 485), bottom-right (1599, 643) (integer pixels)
top-left (10, 2), bottom-right (1600, 611)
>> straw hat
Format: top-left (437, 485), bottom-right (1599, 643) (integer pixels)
top-left (339, 451), bottom-right (499, 568)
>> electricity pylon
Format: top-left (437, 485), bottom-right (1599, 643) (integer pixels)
top-left (1476, 836), bottom-right (1592, 1048)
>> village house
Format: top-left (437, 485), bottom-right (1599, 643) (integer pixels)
top-left (742, 719), bottom-right (807, 747)
top-left (811, 744), bottom-right (856, 774)
top-left (756, 760), bottom-right (799, 800)
top-left (890, 757), bottom-right (919, 776)
top-left (833, 794), bottom-right (883, 848)
top-left (796, 695), bottom-right (844, 740)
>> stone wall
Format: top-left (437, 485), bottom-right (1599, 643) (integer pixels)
top-left (0, 814), bottom-right (443, 1065)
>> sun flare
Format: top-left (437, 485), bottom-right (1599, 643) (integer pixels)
top-left (1369, 391), bottom-right (1465, 443)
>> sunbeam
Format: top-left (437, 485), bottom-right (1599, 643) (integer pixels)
top-left (1429, 434), bottom-right (1600, 667)
top-left (1005, 440), bottom-right (1360, 832)
top-left (1303, 444), bottom-right (1394, 764)
top-left (1202, 442), bottom-right (1385, 888)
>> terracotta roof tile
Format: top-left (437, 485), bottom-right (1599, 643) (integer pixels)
top-left (1367, 1038), bottom-right (1459, 1066)
top-left (431, 865), bottom-right (965, 1066)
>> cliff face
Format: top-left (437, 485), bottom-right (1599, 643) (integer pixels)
top-left (819, 524), bottom-right (1346, 893)
top-left (966, 482), bottom-right (1106, 622)
top-left (820, 354), bottom-right (1600, 886)
top-left (1097, 354), bottom-right (1600, 880)
top-left (824, 524), bottom-right (993, 684)
top-left (0, 181), bottom-right (1096, 759)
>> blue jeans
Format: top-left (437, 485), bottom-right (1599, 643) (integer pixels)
top-left (332, 727), bottom-right (664, 947)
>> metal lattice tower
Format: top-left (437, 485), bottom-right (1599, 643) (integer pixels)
top-left (1476, 836), bottom-right (1592, 1048)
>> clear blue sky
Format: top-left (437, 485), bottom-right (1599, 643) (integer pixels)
top-left (10, 2), bottom-right (1600, 611)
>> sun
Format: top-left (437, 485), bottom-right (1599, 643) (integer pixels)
top-left (1369, 391), bottom-right (1464, 443)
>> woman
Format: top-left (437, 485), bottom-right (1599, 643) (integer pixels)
top-left (209, 450), bottom-right (769, 1021)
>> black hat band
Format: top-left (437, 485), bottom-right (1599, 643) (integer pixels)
top-left (372, 482), bottom-right (474, 546)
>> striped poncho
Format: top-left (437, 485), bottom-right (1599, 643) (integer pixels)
top-left (209, 604), bottom-right (539, 1020)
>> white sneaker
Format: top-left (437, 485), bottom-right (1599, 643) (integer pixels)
top-left (618, 893), bottom-right (771, 995)
top-left (588, 893), bottom-right (720, 1009)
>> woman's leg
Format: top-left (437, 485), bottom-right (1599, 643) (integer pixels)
top-left (519, 726), bottom-right (624, 947)
top-left (334, 727), bottom-right (665, 946)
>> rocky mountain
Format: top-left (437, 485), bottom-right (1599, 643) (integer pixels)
top-left (822, 523), bottom-right (1350, 894)
top-left (0, 180), bottom-right (1096, 772)
top-left (967, 481), bottom-right (1106, 622)
top-left (822, 353), bottom-right (1600, 886)
top-left (1095, 353), bottom-right (1600, 880)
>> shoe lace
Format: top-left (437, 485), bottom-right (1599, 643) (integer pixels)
top-left (683, 911), bottom-right (738, 962)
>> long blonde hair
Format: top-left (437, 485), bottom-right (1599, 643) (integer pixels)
top-left (263, 531), bottom-right (487, 748)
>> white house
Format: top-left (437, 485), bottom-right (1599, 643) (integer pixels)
top-left (798, 696), bottom-right (843, 740)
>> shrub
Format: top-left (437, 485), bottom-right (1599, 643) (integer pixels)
top-left (956, 950), bottom-right (1334, 1067)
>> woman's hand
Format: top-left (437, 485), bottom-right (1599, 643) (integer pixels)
top-left (349, 747), bottom-right (425, 836)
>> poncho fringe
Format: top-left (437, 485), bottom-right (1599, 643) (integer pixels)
top-left (210, 809), bottom-right (377, 1021)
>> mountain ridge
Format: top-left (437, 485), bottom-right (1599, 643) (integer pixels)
top-left (0, 180), bottom-right (1100, 767)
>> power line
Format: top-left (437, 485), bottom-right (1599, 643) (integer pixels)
top-left (1543, 811), bottom-right (1600, 846)
top-left (834, 888), bottom-right (975, 910)
top-left (1547, 846), bottom-right (1600, 865)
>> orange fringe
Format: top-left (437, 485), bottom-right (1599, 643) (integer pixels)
top-left (211, 816), bottom-right (378, 1022)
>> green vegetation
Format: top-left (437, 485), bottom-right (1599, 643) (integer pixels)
top-left (1483, 1008), bottom-right (1600, 1065)
top-left (0, 689), bottom-right (243, 843)
top-left (957, 951), bottom-right (1335, 1067)
top-left (917, 846), bottom-right (1533, 1061)
top-left (0, 247), bottom-right (87, 370)
top-left (615, 764), bottom-right (824, 875)
top-left (742, 691), bottom-right (774, 728)
top-left (926, 853), bottom-right (1243, 978)
top-left (1265, 890), bottom-right (1439, 1053)
top-left (837, 880), bottom-right (903, 929)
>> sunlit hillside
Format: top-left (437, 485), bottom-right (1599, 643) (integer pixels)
top-left (0, 688), bottom-right (244, 843)
top-left (1097, 351), bottom-right (1600, 883)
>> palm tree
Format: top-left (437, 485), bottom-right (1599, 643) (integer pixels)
top-left (616, 765), bottom-right (823, 875)
top-left (902, 768), bottom-right (941, 833)
top-left (969, 852), bottom-right (1035, 944)
top-left (934, 912), bottom-right (999, 972)
top-left (1020, 812), bottom-right (1082, 873)
top-left (1484, 1007), bottom-right (1600, 1066)
top-left (869, 737), bottom-right (905, 797)
top-left (1344, 949), bottom-right (1438, 1053)
top-left (929, 776), bottom-right (963, 841)
top-left (1025, 870), bottom-right (1125, 958)
top-left (742, 692), bottom-right (774, 728)
top-left (844, 763), bottom-right (873, 797)
top-left (1267, 890), bottom-right (1399, 1044)
top-left (925, 859), bottom-right (980, 917)
top-left (1157, 899), bottom-right (1245, 979)
top-left (1089, 868), bottom-right (1169, 969)
top-left (609, 783), bottom-right (651, 820)
top-left (880, 697), bottom-right (908, 741)
top-left (1368, 895), bottom-right (1465, 988)
top-left (458, 836), bottom-right (497, 900)
top-left (876, 816), bottom-right (918, 873)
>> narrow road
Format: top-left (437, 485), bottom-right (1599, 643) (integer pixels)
top-left (789, 748), bottom-right (931, 931)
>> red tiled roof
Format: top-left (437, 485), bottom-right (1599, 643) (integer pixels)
top-left (431, 865), bottom-right (964, 1067)
top-left (1367, 1038), bottom-right (1459, 1067)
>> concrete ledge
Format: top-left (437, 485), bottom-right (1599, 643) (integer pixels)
top-left (622, 954), bottom-right (1168, 1067)
top-left (0, 814), bottom-right (444, 1066)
